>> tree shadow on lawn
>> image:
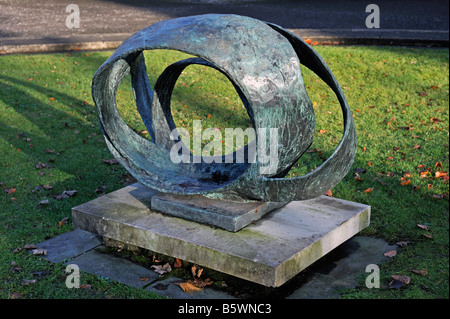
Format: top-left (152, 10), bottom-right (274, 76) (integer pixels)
top-left (1, 46), bottom-right (448, 242)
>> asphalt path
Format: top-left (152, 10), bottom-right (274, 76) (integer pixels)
top-left (0, 0), bottom-right (448, 53)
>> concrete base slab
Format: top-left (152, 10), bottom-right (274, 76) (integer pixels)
top-left (151, 193), bottom-right (287, 232)
top-left (72, 183), bottom-right (370, 287)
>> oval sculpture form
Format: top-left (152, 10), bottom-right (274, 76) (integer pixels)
top-left (92, 14), bottom-right (357, 202)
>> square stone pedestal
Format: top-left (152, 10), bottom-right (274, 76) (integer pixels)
top-left (72, 183), bottom-right (370, 287)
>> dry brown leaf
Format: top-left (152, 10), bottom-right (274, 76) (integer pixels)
top-left (22, 279), bottom-right (37, 286)
top-left (417, 224), bottom-right (429, 230)
top-left (23, 244), bottom-right (37, 250)
top-left (324, 189), bottom-right (332, 197)
top-left (422, 234), bottom-right (434, 239)
top-left (179, 282), bottom-right (202, 294)
top-left (410, 269), bottom-right (428, 276)
top-left (391, 275), bottom-right (411, 285)
top-left (384, 249), bottom-right (397, 257)
top-left (401, 179), bottom-right (411, 186)
top-left (363, 187), bottom-right (373, 193)
top-left (396, 241), bottom-right (409, 247)
top-left (151, 263), bottom-right (172, 275)
top-left (103, 159), bottom-right (118, 165)
top-left (189, 278), bottom-right (214, 288)
top-left (10, 261), bottom-right (22, 273)
top-left (32, 249), bottom-right (47, 256)
top-left (174, 258), bottom-right (182, 268)
top-left (191, 265), bottom-right (203, 278)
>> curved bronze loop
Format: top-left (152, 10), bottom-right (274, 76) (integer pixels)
top-left (92, 14), bottom-right (356, 202)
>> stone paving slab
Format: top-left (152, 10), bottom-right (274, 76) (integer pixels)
top-left (33, 229), bottom-right (395, 299)
top-left (286, 236), bottom-right (396, 299)
top-left (36, 229), bottom-right (103, 263)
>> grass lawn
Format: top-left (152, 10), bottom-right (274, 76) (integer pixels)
top-left (0, 45), bottom-right (448, 299)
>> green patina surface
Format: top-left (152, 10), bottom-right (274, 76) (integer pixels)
top-left (92, 14), bottom-right (357, 205)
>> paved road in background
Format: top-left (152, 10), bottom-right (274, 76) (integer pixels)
top-left (0, 0), bottom-right (449, 53)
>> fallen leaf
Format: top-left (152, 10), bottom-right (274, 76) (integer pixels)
top-left (42, 185), bottom-right (53, 190)
top-left (354, 173), bottom-right (363, 181)
top-left (151, 263), bottom-right (172, 275)
top-left (64, 190), bottom-right (77, 197)
top-left (174, 258), bottom-right (182, 268)
top-left (435, 162), bottom-right (443, 168)
top-left (312, 41), bottom-right (319, 46)
top-left (410, 269), bottom-right (428, 276)
top-left (11, 261), bottom-right (22, 273)
top-left (388, 279), bottom-right (402, 289)
top-left (422, 234), bottom-right (433, 239)
top-left (140, 277), bottom-right (150, 281)
top-left (178, 282), bottom-right (202, 294)
top-left (401, 179), bottom-right (411, 186)
top-left (396, 241), bottom-right (409, 247)
top-left (324, 189), bottom-right (332, 197)
top-left (413, 145), bottom-right (421, 150)
top-left (22, 279), bottom-right (37, 286)
top-left (38, 199), bottom-right (49, 207)
top-left (35, 162), bottom-right (52, 169)
top-left (367, 161), bottom-right (373, 167)
top-left (417, 224), bottom-right (429, 230)
top-left (384, 249), bottom-right (397, 257)
top-left (191, 265), bottom-right (203, 278)
top-left (420, 171), bottom-right (431, 178)
top-left (188, 277), bottom-right (214, 288)
top-left (24, 244), bottom-right (37, 250)
top-left (305, 38), bottom-right (312, 44)
top-left (435, 171), bottom-right (447, 178)
top-left (9, 292), bottom-right (22, 299)
top-left (80, 284), bottom-right (91, 289)
top-left (319, 129), bottom-right (327, 134)
top-left (430, 117), bottom-right (442, 123)
top-left (5, 187), bottom-right (16, 194)
top-left (44, 148), bottom-right (55, 153)
top-left (58, 217), bottom-right (69, 227)
top-left (103, 159), bottom-right (118, 165)
top-left (363, 187), bottom-right (373, 193)
top-left (391, 275), bottom-right (411, 285)
top-left (32, 249), bottom-right (47, 256)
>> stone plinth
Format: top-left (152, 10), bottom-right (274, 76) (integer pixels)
top-left (72, 183), bottom-right (370, 287)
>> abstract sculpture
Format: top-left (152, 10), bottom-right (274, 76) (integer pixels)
top-left (92, 14), bottom-right (356, 205)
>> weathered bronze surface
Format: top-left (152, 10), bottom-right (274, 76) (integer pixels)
top-left (92, 14), bottom-right (357, 203)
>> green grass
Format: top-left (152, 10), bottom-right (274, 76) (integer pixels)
top-left (0, 46), bottom-right (448, 299)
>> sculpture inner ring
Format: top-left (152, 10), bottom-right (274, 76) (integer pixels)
top-left (92, 14), bottom-right (357, 202)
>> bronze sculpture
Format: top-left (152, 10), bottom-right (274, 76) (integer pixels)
top-left (92, 14), bottom-right (356, 204)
